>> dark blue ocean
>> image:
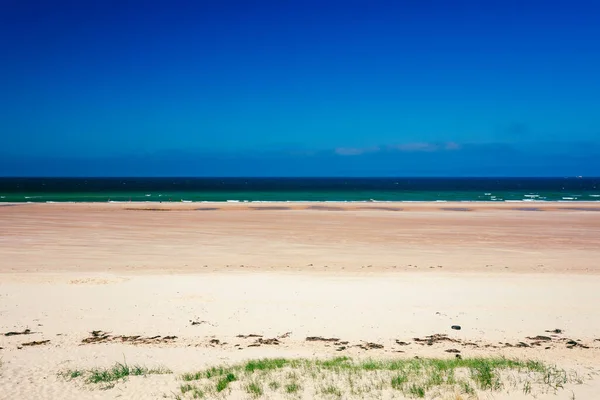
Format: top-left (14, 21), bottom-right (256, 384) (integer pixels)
top-left (0, 178), bottom-right (599, 203)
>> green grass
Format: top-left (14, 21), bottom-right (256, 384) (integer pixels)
top-left (407, 383), bottom-right (426, 398)
top-left (469, 358), bottom-right (502, 390)
top-left (215, 372), bottom-right (236, 392)
top-left (174, 357), bottom-right (582, 399)
top-left (59, 369), bottom-right (84, 380)
top-left (460, 379), bottom-right (476, 395)
top-left (86, 362), bottom-right (170, 384)
top-left (58, 362), bottom-right (171, 388)
top-left (391, 372), bottom-right (408, 389)
top-left (244, 358), bottom-right (290, 373)
top-left (245, 381), bottom-right (263, 397)
top-left (321, 384), bottom-right (342, 397)
top-left (62, 356), bottom-right (584, 398)
top-left (180, 383), bottom-right (205, 399)
top-left (285, 382), bottom-right (300, 393)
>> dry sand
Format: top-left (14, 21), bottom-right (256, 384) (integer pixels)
top-left (1, 202), bottom-right (600, 399)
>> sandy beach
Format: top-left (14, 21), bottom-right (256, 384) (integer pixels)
top-left (1, 202), bottom-right (600, 399)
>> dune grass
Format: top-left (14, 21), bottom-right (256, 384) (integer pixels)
top-left (59, 362), bottom-right (171, 389)
top-left (176, 356), bottom-right (584, 399)
top-left (59, 356), bottom-right (585, 398)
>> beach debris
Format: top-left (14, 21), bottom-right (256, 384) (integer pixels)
top-left (527, 335), bottom-right (552, 341)
top-left (4, 329), bottom-right (33, 336)
top-left (395, 340), bottom-right (410, 346)
top-left (445, 348), bottom-right (461, 353)
top-left (455, 354), bottom-right (462, 359)
top-left (515, 342), bottom-right (530, 348)
top-left (357, 342), bottom-right (384, 350)
top-left (190, 319), bottom-right (215, 326)
top-left (82, 330), bottom-right (111, 343)
top-left (565, 340), bottom-right (589, 349)
top-left (451, 325), bottom-right (461, 330)
top-left (209, 339), bottom-right (220, 345)
top-left (118, 335), bottom-right (177, 343)
top-left (336, 346), bottom-right (347, 351)
top-left (306, 336), bottom-right (340, 342)
top-left (247, 337), bottom-right (280, 347)
top-left (257, 338), bottom-right (280, 345)
top-left (21, 340), bottom-right (50, 347)
top-left (545, 329), bottom-right (563, 334)
top-left (237, 334), bottom-right (263, 339)
top-left (81, 331), bottom-right (177, 345)
top-left (278, 331), bottom-right (292, 339)
top-left (414, 334), bottom-right (460, 346)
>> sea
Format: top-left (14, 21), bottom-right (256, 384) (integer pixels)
top-left (0, 177), bottom-right (599, 203)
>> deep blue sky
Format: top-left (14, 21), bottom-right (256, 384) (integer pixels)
top-left (1, 0), bottom-right (599, 176)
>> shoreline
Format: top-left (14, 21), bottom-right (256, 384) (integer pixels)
top-left (2, 200), bottom-right (600, 209)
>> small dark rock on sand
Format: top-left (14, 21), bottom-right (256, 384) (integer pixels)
top-left (451, 325), bottom-right (461, 330)
top-left (445, 348), bottom-right (461, 353)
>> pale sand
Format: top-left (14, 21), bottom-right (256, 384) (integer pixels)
top-left (1, 203), bottom-right (600, 399)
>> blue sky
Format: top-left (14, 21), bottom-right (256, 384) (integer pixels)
top-left (1, 0), bottom-right (599, 176)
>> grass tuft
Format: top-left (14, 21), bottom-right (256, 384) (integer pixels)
top-left (391, 373), bottom-right (408, 389)
top-left (285, 382), bottom-right (300, 393)
top-left (321, 384), bottom-right (342, 397)
top-left (59, 362), bottom-right (170, 389)
top-left (245, 358), bottom-right (288, 373)
top-left (245, 381), bottom-right (263, 397)
top-left (408, 383), bottom-right (426, 398)
top-left (215, 372), bottom-right (236, 392)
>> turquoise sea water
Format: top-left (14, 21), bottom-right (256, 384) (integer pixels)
top-left (0, 178), bottom-right (599, 203)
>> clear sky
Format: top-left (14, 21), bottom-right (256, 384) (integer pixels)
top-left (1, 0), bottom-right (599, 176)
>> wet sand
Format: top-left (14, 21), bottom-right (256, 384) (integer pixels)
top-left (1, 202), bottom-right (599, 274)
